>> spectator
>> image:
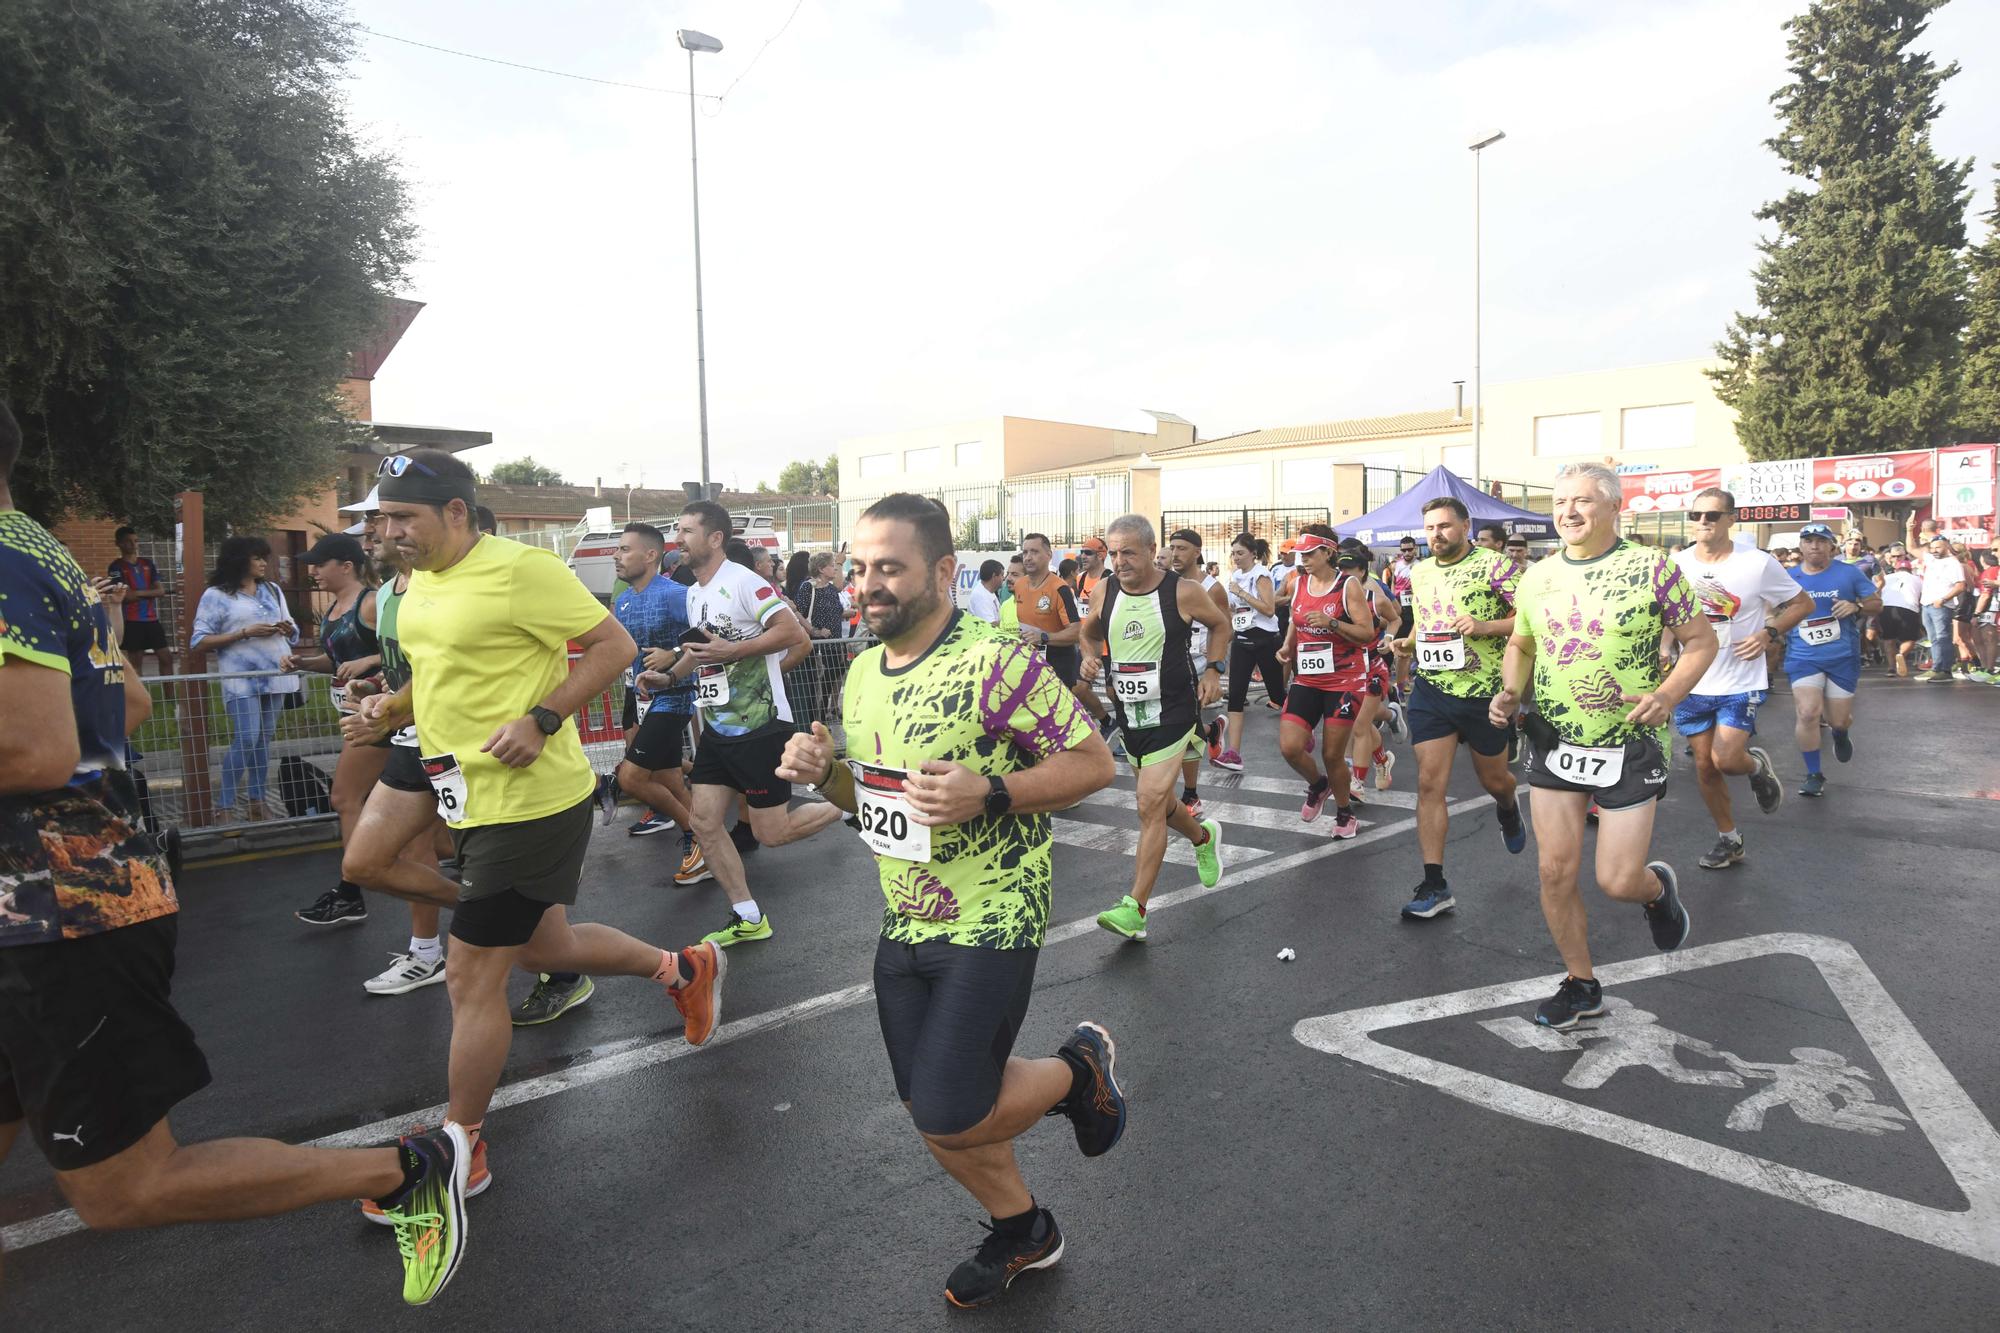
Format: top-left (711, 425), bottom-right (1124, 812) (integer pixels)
top-left (784, 549), bottom-right (812, 606)
top-left (966, 559), bottom-right (1004, 625)
top-left (799, 552), bottom-right (845, 640)
top-left (1971, 550), bottom-right (1999, 683)
top-left (1058, 557), bottom-right (1079, 593)
top-left (1843, 534), bottom-right (1879, 578)
top-left (188, 536), bottom-right (299, 819)
top-left (108, 525), bottom-right (173, 675)
top-left (1504, 534), bottom-right (1531, 565)
top-left (1876, 554), bottom-right (1924, 677)
top-left (1950, 542), bottom-right (1981, 677)
top-left (1918, 536), bottom-right (1967, 682)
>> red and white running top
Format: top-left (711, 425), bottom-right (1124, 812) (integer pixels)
top-left (1289, 572), bottom-right (1371, 692)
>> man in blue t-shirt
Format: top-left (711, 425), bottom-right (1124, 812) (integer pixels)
top-left (1782, 523), bottom-right (1882, 798)
top-left (610, 523), bottom-right (696, 849)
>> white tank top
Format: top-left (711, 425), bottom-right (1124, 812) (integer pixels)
top-left (1228, 563), bottom-right (1280, 634)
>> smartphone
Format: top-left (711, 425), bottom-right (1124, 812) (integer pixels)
top-left (680, 627), bottom-right (712, 646)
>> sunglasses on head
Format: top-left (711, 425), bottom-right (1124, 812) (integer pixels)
top-left (376, 454), bottom-right (441, 479)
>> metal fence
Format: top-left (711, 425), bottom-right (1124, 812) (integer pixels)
top-left (1161, 507), bottom-right (1333, 555)
top-left (847, 471), bottom-right (1132, 550)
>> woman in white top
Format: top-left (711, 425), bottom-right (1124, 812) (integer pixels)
top-left (1215, 534), bottom-right (1285, 771)
top-left (188, 535), bottom-right (299, 819)
top-left (1875, 556), bottom-right (1924, 677)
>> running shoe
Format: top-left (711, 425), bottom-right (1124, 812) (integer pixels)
top-left (1746, 746), bottom-right (1783, 814)
top-left (731, 821), bottom-right (760, 855)
top-left (364, 952), bottom-right (446, 996)
top-left (1212, 748), bottom-right (1244, 772)
top-left (668, 941), bottom-right (726, 1046)
top-left (1697, 833), bottom-right (1745, 870)
top-left (1800, 772), bottom-right (1827, 798)
top-left (673, 836), bottom-right (713, 885)
top-left (1053, 1021), bottom-right (1126, 1157)
top-left (1922, 670), bottom-right (1953, 682)
top-left (1301, 776), bottom-right (1330, 822)
top-left (1385, 701), bottom-right (1405, 738)
top-left (1194, 818), bottom-right (1224, 887)
top-left (628, 811), bottom-right (675, 836)
top-left (1970, 670), bottom-right (1995, 684)
top-left (1535, 975), bottom-right (1606, 1030)
top-left (1329, 809), bottom-right (1359, 840)
top-left (1204, 716), bottom-right (1224, 762)
top-left (1831, 730), bottom-right (1854, 764)
top-left (1374, 750), bottom-right (1396, 791)
top-left (1181, 793), bottom-right (1204, 820)
top-left (702, 910), bottom-right (773, 948)
top-left (943, 1209), bottom-right (1064, 1309)
top-left (511, 973), bottom-right (594, 1026)
top-left (364, 1135), bottom-right (489, 1226)
top-left (297, 889), bottom-right (367, 927)
top-left (1400, 882), bottom-right (1456, 919)
top-left (1096, 894), bottom-right (1148, 940)
top-left (593, 772), bottom-right (619, 825)
top-left (378, 1123), bottom-right (471, 1306)
top-left (1497, 799), bottom-right (1527, 854)
top-left (1642, 860), bottom-right (1690, 951)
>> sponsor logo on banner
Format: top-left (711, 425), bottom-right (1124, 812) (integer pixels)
top-left (1934, 445), bottom-right (1997, 520)
top-left (1620, 468), bottom-right (1720, 514)
top-left (1810, 451), bottom-right (1932, 503)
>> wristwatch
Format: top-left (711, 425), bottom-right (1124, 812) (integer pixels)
top-left (1039, 630), bottom-right (1050, 648)
top-left (530, 706), bottom-right (564, 735)
top-left (984, 775), bottom-right (1013, 818)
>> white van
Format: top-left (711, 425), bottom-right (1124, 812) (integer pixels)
top-left (568, 514), bottom-right (781, 598)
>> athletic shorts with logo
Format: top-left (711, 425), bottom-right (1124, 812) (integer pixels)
top-left (1406, 675), bottom-right (1510, 755)
top-left (626, 707), bottom-right (692, 771)
top-left (1783, 655), bottom-right (1860, 697)
top-left (1282, 683), bottom-right (1361, 730)
top-left (449, 794), bottom-right (594, 948)
top-left (1124, 722), bottom-right (1201, 768)
top-left (687, 727), bottom-right (793, 808)
top-left (1522, 721), bottom-right (1669, 811)
top-left (1673, 691), bottom-right (1765, 737)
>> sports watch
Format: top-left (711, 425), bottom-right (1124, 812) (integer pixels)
top-left (984, 775), bottom-right (1013, 818)
top-left (530, 706), bottom-right (564, 735)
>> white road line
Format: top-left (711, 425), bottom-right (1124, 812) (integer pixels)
top-left (1074, 788), bottom-right (1416, 835)
top-left (1053, 821), bottom-right (1274, 867)
top-left (1219, 774), bottom-right (1419, 809)
top-left (0, 795), bottom-right (1486, 1255)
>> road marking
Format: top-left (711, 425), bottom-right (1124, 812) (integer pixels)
top-left (1221, 774), bottom-right (1420, 809)
top-left (1053, 820), bottom-right (1274, 867)
top-left (1074, 787), bottom-right (1424, 835)
top-left (1291, 932), bottom-right (2000, 1268)
top-left (0, 793), bottom-right (1486, 1254)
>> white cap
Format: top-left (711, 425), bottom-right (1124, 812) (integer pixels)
top-left (343, 520), bottom-right (368, 535)
top-left (339, 484), bottom-right (382, 514)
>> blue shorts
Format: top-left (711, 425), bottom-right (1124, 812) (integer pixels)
top-left (1784, 655), bottom-right (1860, 696)
top-left (1673, 690), bottom-right (1764, 737)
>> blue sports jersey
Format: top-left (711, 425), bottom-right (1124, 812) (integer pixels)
top-left (1784, 560), bottom-right (1877, 673)
top-left (615, 573), bottom-right (694, 713)
top-left (1, 510), bottom-right (128, 779)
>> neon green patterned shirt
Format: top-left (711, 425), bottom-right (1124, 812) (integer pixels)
top-left (843, 611), bottom-right (1094, 950)
top-left (1408, 546), bottom-right (1522, 698)
top-left (1514, 539), bottom-right (1698, 747)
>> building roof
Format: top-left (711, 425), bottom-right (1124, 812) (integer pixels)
top-left (346, 298), bottom-right (426, 381)
top-left (478, 482), bottom-right (824, 520)
top-left (363, 423), bottom-right (493, 453)
top-left (1152, 409), bottom-right (1472, 460)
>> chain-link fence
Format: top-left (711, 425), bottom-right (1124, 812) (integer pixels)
top-left (846, 471), bottom-right (1132, 551)
top-left (1160, 507), bottom-right (1333, 556)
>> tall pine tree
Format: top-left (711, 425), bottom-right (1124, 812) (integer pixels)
top-left (1962, 171), bottom-right (2000, 443)
top-left (1712, 0), bottom-right (1972, 460)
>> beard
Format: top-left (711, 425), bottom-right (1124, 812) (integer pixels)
top-left (866, 582), bottom-right (943, 642)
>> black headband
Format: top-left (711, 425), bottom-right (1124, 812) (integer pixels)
top-left (378, 471), bottom-right (478, 509)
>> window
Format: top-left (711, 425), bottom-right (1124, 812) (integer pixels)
top-left (1280, 458), bottom-right (1331, 496)
top-left (1534, 412), bottom-right (1602, 458)
top-left (905, 445), bottom-right (942, 472)
top-left (1161, 462), bottom-right (1263, 506)
top-left (955, 441), bottom-right (983, 468)
top-left (1440, 444), bottom-right (1475, 477)
top-left (858, 452), bottom-right (893, 479)
top-left (1621, 403), bottom-right (1695, 452)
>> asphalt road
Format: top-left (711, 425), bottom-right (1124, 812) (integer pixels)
top-left (4, 674), bottom-right (1998, 1329)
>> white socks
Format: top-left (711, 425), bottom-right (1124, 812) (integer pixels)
top-left (734, 900), bottom-right (762, 925)
top-left (410, 935), bottom-right (443, 963)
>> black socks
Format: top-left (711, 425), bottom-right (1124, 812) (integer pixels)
top-left (1422, 863), bottom-right (1446, 889)
top-left (336, 879), bottom-right (362, 902)
top-left (992, 1202), bottom-right (1041, 1239)
top-left (373, 1139), bottom-right (427, 1209)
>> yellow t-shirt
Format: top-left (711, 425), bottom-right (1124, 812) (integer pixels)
top-left (400, 536), bottom-right (609, 828)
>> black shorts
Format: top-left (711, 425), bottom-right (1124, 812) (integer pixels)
top-left (620, 689), bottom-right (638, 731)
top-left (1043, 645), bottom-right (1081, 687)
top-left (624, 708), bottom-right (691, 771)
top-left (121, 619), bottom-right (167, 654)
top-left (1522, 718), bottom-right (1669, 811)
top-left (1878, 606), bottom-right (1922, 640)
top-left (1408, 676), bottom-right (1510, 756)
top-left (1281, 682), bottom-right (1361, 731)
top-left (687, 728), bottom-right (792, 809)
top-left (0, 917), bottom-right (211, 1170)
top-left (448, 795), bottom-right (594, 950)
top-left (873, 936), bottom-right (1038, 1137)
top-left (380, 742), bottom-right (431, 794)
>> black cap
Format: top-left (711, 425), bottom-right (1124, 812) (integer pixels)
top-left (302, 533), bottom-right (366, 566)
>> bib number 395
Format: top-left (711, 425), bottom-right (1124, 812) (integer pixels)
top-left (1110, 661), bottom-right (1160, 702)
top-left (420, 752), bottom-right (469, 824)
top-left (848, 761), bottom-right (932, 862)
top-left (1548, 741), bottom-right (1625, 788)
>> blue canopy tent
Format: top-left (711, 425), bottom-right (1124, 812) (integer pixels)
top-left (1335, 466), bottom-right (1556, 546)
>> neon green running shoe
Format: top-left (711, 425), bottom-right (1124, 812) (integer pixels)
top-left (702, 910), bottom-right (773, 948)
top-left (1193, 818), bottom-right (1224, 888)
top-left (380, 1122), bottom-right (470, 1306)
top-left (1096, 895), bottom-right (1148, 941)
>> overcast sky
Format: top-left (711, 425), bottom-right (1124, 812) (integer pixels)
top-left (342, 0), bottom-right (2000, 490)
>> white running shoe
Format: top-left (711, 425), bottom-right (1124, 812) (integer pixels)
top-left (1374, 750), bottom-right (1396, 791)
top-left (364, 952), bottom-right (447, 996)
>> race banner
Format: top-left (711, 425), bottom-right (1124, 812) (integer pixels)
top-left (1620, 467), bottom-right (1720, 514)
top-left (1721, 458), bottom-right (1810, 522)
top-left (1810, 450), bottom-right (1932, 504)
top-left (1933, 444), bottom-right (1996, 520)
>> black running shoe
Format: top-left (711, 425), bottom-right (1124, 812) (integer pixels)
top-left (1746, 746), bottom-right (1783, 815)
top-left (1535, 975), bottom-right (1606, 1030)
top-left (1697, 833), bottom-right (1744, 870)
top-left (297, 888), bottom-right (368, 927)
top-left (730, 820), bottom-right (759, 855)
top-left (943, 1209), bottom-right (1064, 1309)
top-left (1054, 1021), bottom-right (1127, 1157)
top-left (1643, 860), bottom-right (1690, 951)
top-left (1831, 730), bottom-right (1854, 764)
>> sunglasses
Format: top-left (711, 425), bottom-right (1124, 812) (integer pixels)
top-left (1688, 510), bottom-right (1735, 522)
top-left (376, 454), bottom-right (441, 479)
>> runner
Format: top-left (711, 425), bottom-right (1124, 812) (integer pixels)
top-left (1669, 489), bottom-right (1812, 865)
top-left (1274, 526), bottom-right (1375, 839)
top-left (1782, 521), bottom-right (1883, 798)
top-left (1389, 497), bottom-right (1527, 920)
top-left (1165, 528), bottom-right (1228, 813)
top-left (659, 499), bottom-right (846, 939)
top-left (1082, 515), bottom-right (1230, 941)
top-left (1388, 535), bottom-right (1418, 699)
top-left (608, 523), bottom-right (698, 866)
top-left (1488, 461), bottom-right (1714, 1030)
top-left (341, 449), bottom-right (726, 1209)
top-left (106, 525), bottom-right (173, 674)
top-left (1215, 533), bottom-right (1285, 771)
top-left (773, 493), bottom-right (1124, 1309)
top-left (0, 407), bottom-right (469, 1305)
top-left (1069, 536), bottom-right (1119, 747)
top-left (1011, 532), bottom-right (1085, 689)
top-left (1342, 539), bottom-right (1403, 797)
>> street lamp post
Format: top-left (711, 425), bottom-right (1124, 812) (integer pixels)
top-left (1469, 129), bottom-right (1505, 492)
top-left (678, 29), bottom-right (724, 489)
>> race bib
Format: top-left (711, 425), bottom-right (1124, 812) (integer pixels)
top-left (847, 761), bottom-right (931, 862)
top-left (420, 752), bottom-right (468, 824)
top-left (693, 664), bottom-right (730, 710)
top-left (1077, 596), bottom-right (1091, 620)
top-left (1295, 642), bottom-right (1337, 676)
top-left (1548, 741), bottom-right (1624, 788)
top-left (1109, 661), bottom-right (1161, 703)
top-left (390, 724), bottom-right (420, 749)
top-left (1799, 616), bottom-right (1840, 647)
top-left (1416, 631), bottom-right (1468, 672)
top-left (329, 683), bottom-right (356, 715)
top-left (1706, 614), bottom-right (1733, 651)
top-left (1231, 608), bottom-right (1255, 632)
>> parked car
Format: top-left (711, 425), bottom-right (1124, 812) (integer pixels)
top-left (568, 513), bottom-right (781, 598)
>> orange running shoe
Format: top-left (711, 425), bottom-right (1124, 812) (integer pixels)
top-left (362, 1134), bottom-right (488, 1226)
top-left (670, 941), bottom-right (728, 1046)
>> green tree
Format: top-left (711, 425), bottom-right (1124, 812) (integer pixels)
top-left (0, 0), bottom-right (418, 528)
top-left (487, 456), bottom-right (566, 486)
top-left (1711, 0), bottom-right (1972, 460)
top-left (774, 450), bottom-right (840, 496)
top-left (1961, 170), bottom-right (2000, 442)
